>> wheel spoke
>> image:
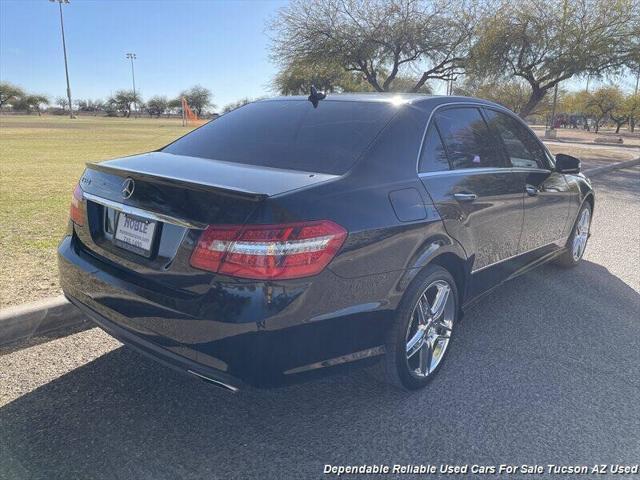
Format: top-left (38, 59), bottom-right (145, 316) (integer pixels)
top-left (430, 283), bottom-right (450, 319)
top-left (572, 210), bottom-right (590, 260)
top-left (406, 329), bottom-right (425, 358)
top-left (419, 338), bottom-right (433, 375)
top-left (416, 296), bottom-right (429, 325)
top-left (432, 318), bottom-right (453, 333)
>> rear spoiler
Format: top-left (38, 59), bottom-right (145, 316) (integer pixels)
top-left (87, 162), bottom-right (268, 202)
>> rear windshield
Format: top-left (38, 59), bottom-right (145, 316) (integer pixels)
top-left (162, 100), bottom-right (398, 174)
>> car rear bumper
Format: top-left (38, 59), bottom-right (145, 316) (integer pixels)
top-left (65, 292), bottom-right (245, 392)
top-left (58, 234), bottom-right (395, 387)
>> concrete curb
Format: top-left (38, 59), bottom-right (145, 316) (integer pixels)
top-left (584, 157), bottom-right (640, 176)
top-left (0, 296), bottom-right (87, 347)
top-left (1, 157), bottom-right (638, 349)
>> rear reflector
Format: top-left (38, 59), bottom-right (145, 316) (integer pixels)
top-left (70, 184), bottom-right (85, 226)
top-left (190, 220), bottom-right (347, 280)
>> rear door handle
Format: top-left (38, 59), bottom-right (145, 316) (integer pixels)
top-left (453, 192), bottom-right (477, 202)
top-left (525, 185), bottom-right (539, 196)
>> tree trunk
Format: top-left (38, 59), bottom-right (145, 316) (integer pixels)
top-left (615, 123), bottom-right (621, 133)
top-left (518, 86), bottom-right (548, 119)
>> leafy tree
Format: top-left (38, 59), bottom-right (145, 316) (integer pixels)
top-left (75, 99), bottom-right (104, 113)
top-left (559, 90), bottom-right (590, 115)
top-left (167, 98), bottom-right (182, 115)
top-left (454, 77), bottom-right (550, 115)
top-left (271, 0), bottom-right (476, 93)
top-left (583, 86), bottom-right (624, 133)
top-left (606, 91), bottom-right (640, 133)
top-left (610, 96), bottom-right (630, 133)
top-left (223, 98), bottom-right (255, 114)
top-left (274, 59), bottom-right (373, 95)
top-left (626, 93), bottom-right (640, 132)
top-left (469, 0), bottom-right (639, 118)
top-left (106, 90), bottom-right (141, 117)
top-left (11, 94), bottom-right (49, 115)
top-left (180, 85), bottom-right (214, 116)
top-left (273, 57), bottom-right (433, 97)
top-left (146, 95), bottom-right (169, 117)
top-left (0, 82), bottom-right (25, 109)
top-left (388, 76), bottom-right (433, 94)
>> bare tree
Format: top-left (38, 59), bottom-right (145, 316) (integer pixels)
top-left (55, 96), bottom-right (69, 111)
top-left (270, 0), bottom-right (476, 93)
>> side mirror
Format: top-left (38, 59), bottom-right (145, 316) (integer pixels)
top-left (555, 153), bottom-right (581, 174)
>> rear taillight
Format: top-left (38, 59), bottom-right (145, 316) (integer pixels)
top-left (190, 220), bottom-right (347, 280)
top-left (70, 184), bottom-right (85, 226)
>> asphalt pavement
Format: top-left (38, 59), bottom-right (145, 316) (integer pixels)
top-left (1, 166), bottom-right (639, 480)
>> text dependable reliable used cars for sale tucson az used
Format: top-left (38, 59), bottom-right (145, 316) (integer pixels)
top-left (58, 93), bottom-right (594, 391)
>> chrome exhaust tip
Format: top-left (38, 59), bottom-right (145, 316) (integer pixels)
top-left (188, 370), bottom-right (239, 393)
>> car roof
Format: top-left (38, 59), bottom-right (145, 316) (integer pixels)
top-left (260, 93), bottom-right (501, 108)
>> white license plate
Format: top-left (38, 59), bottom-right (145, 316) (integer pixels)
top-left (114, 213), bottom-right (157, 256)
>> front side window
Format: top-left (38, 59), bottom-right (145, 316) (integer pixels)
top-left (162, 100), bottom-right (398, 175)
top-left (433, 107), bottom-right (504, 170)
top-left (418, 124), bottom-right (450, 173)
top-left (483, 109), bottom-right (548, 169)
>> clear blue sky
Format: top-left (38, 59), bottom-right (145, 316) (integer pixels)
top-left (0, 0), bottom-right (288, 110)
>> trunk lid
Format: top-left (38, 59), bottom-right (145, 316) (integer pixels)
top-left (87, 151), bottom-right (338, 199)
top-left (75, 151), bottom-right (339, 277)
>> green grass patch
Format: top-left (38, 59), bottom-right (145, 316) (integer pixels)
top-left (0, 115), bottom-right (195, 307)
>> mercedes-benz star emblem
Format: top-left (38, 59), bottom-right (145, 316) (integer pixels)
top-left (121, 178), bottom-right (135, 199)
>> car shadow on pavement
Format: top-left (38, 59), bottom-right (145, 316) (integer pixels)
top-left (592, 166), bottom-right (640, 197)
top-left (1, 261), bottom-right (639, 480)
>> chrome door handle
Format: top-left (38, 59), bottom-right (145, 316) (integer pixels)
top-left (453, 192), bottom-right (477, 202)
top-left (525, 185), bottom-right (539, 196)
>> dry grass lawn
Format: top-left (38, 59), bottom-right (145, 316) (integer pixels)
top-left (0, 115), bottom-right (194, 307)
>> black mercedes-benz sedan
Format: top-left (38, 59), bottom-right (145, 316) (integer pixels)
top-left (58, 93), bottom-right (594, 391)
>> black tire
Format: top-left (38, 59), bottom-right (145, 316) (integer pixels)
top-left (384, 265), bottom-right (459, 390)
top-left (555, 202), bottom-right (592, 268)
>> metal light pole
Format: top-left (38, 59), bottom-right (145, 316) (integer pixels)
top-left (126, 53), bottom-right (137, 117)
top-left (633, 69), bottom-right (639, 133)
top-left (50, 0), bottom-right (74, 118)
top-left (545, 0), bottom-right (568, 139)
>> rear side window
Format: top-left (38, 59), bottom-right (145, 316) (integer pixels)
top-left (419, 124), bottom-right (450, 173)
top-left (163, 100), bottom-right (398, 175)
top-left (483, 109), bottom-right (548, 169)
top-left (434, 107), bottom-right (504, 170)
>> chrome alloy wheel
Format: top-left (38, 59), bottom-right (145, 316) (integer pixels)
top-left (572, 208), bottom-right (591, 261)
top-left (405, 280), bottom-right (455, 378)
